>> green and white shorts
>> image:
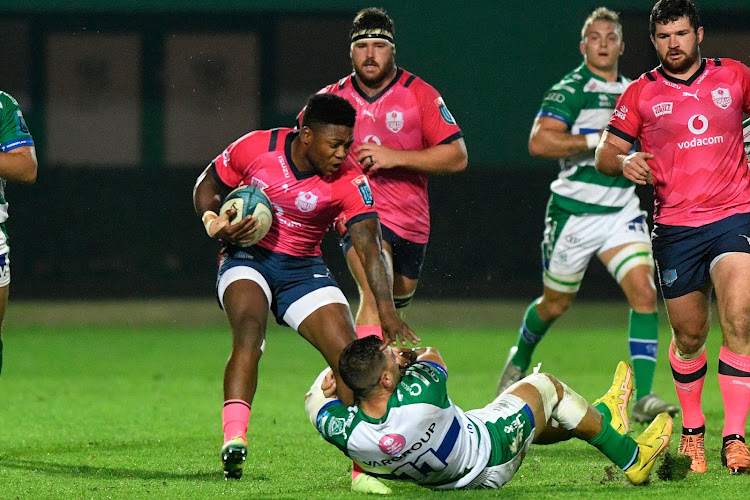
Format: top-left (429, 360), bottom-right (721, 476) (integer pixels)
top-left (464, 393), bottom-right (535, 489)
top-left (541, 198), bottom-right (652, 293)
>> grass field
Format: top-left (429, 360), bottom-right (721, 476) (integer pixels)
top-left (0, 299), bottom-right (741, 498)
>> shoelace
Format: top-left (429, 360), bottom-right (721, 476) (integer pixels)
top-left (724, 440), bottom-right (750, 465)
top-left (680, 435), bottom-right (705, 462)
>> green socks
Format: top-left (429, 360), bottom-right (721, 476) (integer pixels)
top-left (629, 310), bottom-right (659, 400)
top-left (588, 421), bottom-right (639, 470)
top-left (511, 300), bottom-right (552, 371)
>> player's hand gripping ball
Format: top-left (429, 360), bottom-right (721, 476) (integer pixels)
top-left (220, 185), bottom-right (273, 247)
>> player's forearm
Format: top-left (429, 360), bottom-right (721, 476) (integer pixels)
top-left (193, 165), bottom-right (224, 215)
top-left (349, 219), bottom-right (398, 318)
top-left (594, 141), bottom-right (626, 177)
top-left (0, 147), bottom-right (37, 183)
top-left (528, 128), bottom-right (598, 159)
top-left (391, 140), bottom-right (467, 174)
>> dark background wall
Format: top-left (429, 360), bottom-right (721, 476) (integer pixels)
top-left (0, 1), bottom-right (747, 300)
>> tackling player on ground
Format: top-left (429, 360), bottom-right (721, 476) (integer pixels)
top-left (0, 91), bottom-right (37, 383)
top-left (305, 336), bottom-right (672, 491)
top-left (596, 0), bottom-right (750, 474)
top-left (193, 93), bottom-right (418, 480)
top-left (497, 7), bottom-right (678, 424)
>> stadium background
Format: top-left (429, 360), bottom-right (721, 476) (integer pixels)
top-left (1, 0), bottom-right (748, 301)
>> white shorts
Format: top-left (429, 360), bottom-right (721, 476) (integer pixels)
top-left (542, 198), bottom-right (651, 292)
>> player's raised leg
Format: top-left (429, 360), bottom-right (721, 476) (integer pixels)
top-left (219, 278), bottom-right (270, 480)
top-left (511, 369), bottom-right (671, 485)
top-left (712, 253), bottom-right (750, 474)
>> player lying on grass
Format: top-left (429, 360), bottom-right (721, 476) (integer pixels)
top-left (305, 336), bottom-right (672, 490)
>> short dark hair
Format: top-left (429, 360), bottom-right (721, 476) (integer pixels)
top-left (650, 0), bottom-right (702, 36)
top-left (338, 336), bottom-right (388, 400)
top-left (350, 7), bottom-right (394, 40)
top-left (301, 93), bottom-right (356, 130)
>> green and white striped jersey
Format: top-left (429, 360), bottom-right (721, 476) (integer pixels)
top-left (315, 362), bottom-right (490, 489)
top-left (0, 91), bottom-right (34, 224)
top-left (743, 116), bottom-right (750, 161)
top-left (537, 63), bottom-right (636, 214)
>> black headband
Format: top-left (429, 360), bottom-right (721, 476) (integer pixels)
top-left (350, 29), bottom-right (394, 45)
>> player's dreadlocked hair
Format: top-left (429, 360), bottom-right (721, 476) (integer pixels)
top-left (349, 7), bottom-right (394, 44)
top-left (301, 93), bottom-right (356, 130)
top-left (339, 335), bottom-right (388, 400)
top-left (650, 0), bottom-right (702, 37)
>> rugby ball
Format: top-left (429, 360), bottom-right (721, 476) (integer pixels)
top-left (219, 185), bottom-right (273, 247)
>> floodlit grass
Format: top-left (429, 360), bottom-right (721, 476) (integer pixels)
top-left (0, 300), bottom-right (741, 498)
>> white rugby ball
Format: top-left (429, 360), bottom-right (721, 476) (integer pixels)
top-left (219, 185), bottom-right (273, 247)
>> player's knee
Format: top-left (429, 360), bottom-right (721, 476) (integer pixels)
top-left (523, 373), bottom-right (560, 422)
top-left (671, 325), bottom-right (708, 354)
top-left (721, 304), bottom-right (750, 342)
top-left (539, 294), bottom-right (573, 319)
top-left (607, 243), bottom-right (654, 285)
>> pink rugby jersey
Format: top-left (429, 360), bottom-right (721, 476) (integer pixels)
top-left (213, 128), bottom-right (377, 257)
top-left (607, 58), bottom-right (750, 227)
top-left (320, 68), bottom-right (463, 243)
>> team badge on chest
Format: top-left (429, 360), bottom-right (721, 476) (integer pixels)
top-left (386, 110), bottom-right (404, 133)
top-left (711, 88), bottom-right (731, 109)
top-left (295, 191), bottom-right (318, 212)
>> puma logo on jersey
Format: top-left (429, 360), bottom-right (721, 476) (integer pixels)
top-left (731, 379), bottom-right (750, 390)
top-left (682, 90), bottom-right (699, 101)
top-left (362, 110), bottom-right (376, 121)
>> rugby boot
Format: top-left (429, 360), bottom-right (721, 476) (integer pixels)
top-left (593, 361), bottom-right (634, 434)
top-left (352, 472), bottom-right (392, 495)
top-left (632, 392), bottom-right (680, 423)
top-left (221, 436), bottom-right (247, 480)
top-left (678, 430), bottom-right (707, 473)
top-left (721, 437), bottom-right (750, 474)
top-left (497, 346), bottom-right (525, 395)
top-left (624, 412), bottom-right (673, 485)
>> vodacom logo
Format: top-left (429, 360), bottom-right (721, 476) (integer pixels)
top-left (688, 114), bottom-right (708, 135)
top-left (362, 134), bottom-right (382, 145)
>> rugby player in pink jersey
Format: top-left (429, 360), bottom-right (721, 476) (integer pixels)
top-left (312, 8), bottom-right (467, 338)
top-left (596, 0), bottom-right (750, 474)
top-left (193, 93), bottom-right (418, 480)
top-left (307, 8), bottom-right (467, 493)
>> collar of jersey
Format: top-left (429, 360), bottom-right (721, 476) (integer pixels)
top-left (351, 67), bottom-right (404, 104)
top-left (657, 58), bottom-right (707, 87)
top-left (578, 62), bottom-right (625, 85)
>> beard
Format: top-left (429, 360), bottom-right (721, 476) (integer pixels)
top-left (660, 45), bottom-right (700, 74)
top-left (355, 59), bottom-right (396, 88)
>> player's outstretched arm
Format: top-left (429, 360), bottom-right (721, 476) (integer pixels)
top-left (0, 146), bottom-right (37, 184)
top-left (529, 116), bottom-right (598, 159)
top-left (348, 217), bottom-right (420, 348)
top-left (355, 138), bottom-right (467, 175)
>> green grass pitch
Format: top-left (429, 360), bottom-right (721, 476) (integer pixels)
top-left (0, 300), bottom-right (741, 498)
